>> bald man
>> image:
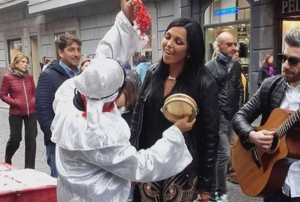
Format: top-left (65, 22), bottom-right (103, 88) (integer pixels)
top-left (205, 32), bottom-right (244, 202)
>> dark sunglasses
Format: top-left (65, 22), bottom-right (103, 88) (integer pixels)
top-left (223, 42), bottom-right (238, 47)
top-left (278, 54), bottom-right (300, 66)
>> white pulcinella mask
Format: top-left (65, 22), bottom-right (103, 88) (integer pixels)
top-left (74, 57), bottom-right (124, 102)
top-left (73, 57), bottom-right (125, 131)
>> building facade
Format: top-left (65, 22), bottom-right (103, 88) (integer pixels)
top-left (200, 0), bottom-right (300, 96)
top-left (0, 0), bottom-right (196, 85)
top-left (1, 0), bottom-right (300, 96)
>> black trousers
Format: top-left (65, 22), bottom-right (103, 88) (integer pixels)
top-left (5, 114), bottom-right (37, 169)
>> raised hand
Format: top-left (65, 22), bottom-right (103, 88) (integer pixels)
top-left (121, 0), bottom-right (137, 23)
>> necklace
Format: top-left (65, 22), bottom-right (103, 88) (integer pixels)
top-left (167, 75), bottom-right (177, 82)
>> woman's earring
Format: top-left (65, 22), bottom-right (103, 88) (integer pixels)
top-left (187, 55), bottom-right (191, 59)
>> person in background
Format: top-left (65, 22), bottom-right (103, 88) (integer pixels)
top-left (0, 53), bottom-right (37, 169)
top-left (233, 44), bottom-right (249, 104)
top-left (116, 78), bottom-right (138, 125)
top-left (257, 54), bottom-right (275, 87)
top-left (42, 58), bottom-right (51, 72)
top-left (40, 56), bottom-right (46, 71)
top-left (122, 61), bottom-right (132, 70)
top-left (136, 55), bottom-right (151, 83)
top-left (115, 77), bottom-right (139, 202)
top-left (36, 34), bottom-right (82, 178)
top-left (80, 57), bottom-right (91, 71)
top-left (206, 32), bottom-right (243, 202)
top-left (227, 44), bottom-right (248, 185)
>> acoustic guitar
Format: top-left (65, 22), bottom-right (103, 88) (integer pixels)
top-left (233, 108), bottom-right (300, 198)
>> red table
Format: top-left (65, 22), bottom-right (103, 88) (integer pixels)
top-left (0, 163), bottom-right (57, 202)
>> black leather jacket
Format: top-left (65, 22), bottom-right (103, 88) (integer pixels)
top-left (129, 64), bottom-right (220, 192)
top-left (206, 60), bottom-right (244, 121)
top-left (232, 75), bottom-right (286, 148)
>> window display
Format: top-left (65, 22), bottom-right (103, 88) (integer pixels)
top-left (7, 39), bottom-right (22, 64)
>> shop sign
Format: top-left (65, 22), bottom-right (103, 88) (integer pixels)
top-left (214, 7), bottom-right (239, 16)
top-left (278, 0), bottom-right (300, 17)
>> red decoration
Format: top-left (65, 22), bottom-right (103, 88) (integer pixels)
top-left (81, 94), bottom-right (87, 118)
top-left (135, 0), bottom-right (151, 35)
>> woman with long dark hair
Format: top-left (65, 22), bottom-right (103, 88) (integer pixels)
top-left (130, 18), bottom-right (220, 202)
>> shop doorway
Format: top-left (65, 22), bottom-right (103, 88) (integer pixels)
top-left (30, 36), bottom-right (40, 85)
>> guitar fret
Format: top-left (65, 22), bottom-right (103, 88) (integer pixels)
top-left (288, 119), bottom-right (293, 128)
top-left (276, 109), bottom-right (300, 138)
top-left (292, 114), bottom-right (298, 124)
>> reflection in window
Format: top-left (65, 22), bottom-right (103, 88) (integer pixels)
top-left (204, 0), bottom-right (250, 25)
top-left (8, 39), bottom-right (22, 64)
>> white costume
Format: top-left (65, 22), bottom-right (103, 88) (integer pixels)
top-left (51, 11), bottom-right (193, 202)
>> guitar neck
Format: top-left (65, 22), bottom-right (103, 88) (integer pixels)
top-left (277, 109), bottom-right (300, 137)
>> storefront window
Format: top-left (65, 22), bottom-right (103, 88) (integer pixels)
top-left (204, 0), bottom-right (250, 25)
top-left (7, 39), bottom-right (22, 64)
top-left (282, 20), bottom-right (300, 52)
top-left (204, 0), bottom-right (250, 77)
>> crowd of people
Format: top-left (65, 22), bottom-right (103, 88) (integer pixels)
top-left (1, 0), bottom-right (300, 202)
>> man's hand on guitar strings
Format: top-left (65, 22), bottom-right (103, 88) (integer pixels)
top-left (249, 130), bottom-right (275, 152)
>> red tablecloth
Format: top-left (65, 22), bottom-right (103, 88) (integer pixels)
top-left (0, 185), bottom-right (57, 202)
top-left (0, 163), bottom-right (57, 202)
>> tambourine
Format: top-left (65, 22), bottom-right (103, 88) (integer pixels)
top-left (161, 93), bottom-right (198, 123)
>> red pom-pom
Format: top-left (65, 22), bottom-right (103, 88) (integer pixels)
top-left (135, 0), bottom-right (151, 35)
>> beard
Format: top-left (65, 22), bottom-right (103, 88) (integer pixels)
top-left (283, 71), bottom-right (300, 83)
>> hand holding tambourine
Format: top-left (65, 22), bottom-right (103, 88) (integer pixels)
top-left (161, 93), bottom-right (198, 132)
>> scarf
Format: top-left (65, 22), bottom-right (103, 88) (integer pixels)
top-left (216, 51), bottom-right (234, 73)
top-left (268, 64), bottom-right (275, 76)
top-left (8, 67), bottom-right (28, 78)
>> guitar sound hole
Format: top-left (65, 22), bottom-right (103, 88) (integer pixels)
top-left (269, 136), bottom-right (279, 153)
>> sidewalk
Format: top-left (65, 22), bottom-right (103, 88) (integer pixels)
top-left (0, 100), bottom-right (8, 109)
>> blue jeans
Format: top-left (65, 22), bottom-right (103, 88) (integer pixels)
top-left (46, 144), bottom-right (58, 178)
top-left (264, 190), bottom-right (300, 202)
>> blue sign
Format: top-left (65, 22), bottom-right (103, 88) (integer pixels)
top-left (214, 7), bottom-right (239, 16)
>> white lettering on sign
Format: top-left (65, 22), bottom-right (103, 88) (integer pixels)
top-left (282, 0), bottom-right (300, 14)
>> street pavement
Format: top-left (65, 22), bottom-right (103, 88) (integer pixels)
top-left (0, 102), bottom-right (263, 202)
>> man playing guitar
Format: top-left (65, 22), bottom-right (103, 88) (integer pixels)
top-left (232, 28), bottom-right (300, 202)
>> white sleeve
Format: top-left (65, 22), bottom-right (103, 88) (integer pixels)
top-left (84, 125), bottom-right (192, 183)
top-left (95, 11), bottom-right (148, 65)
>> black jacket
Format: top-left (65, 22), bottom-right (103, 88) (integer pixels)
top-left (257, 65), bottom-right (271, 87)
top-left (36, 62), bottom-right (71, 146)
top-left (206, 59), bottom-right (244, 121)
top-left (232, 75), bottom-right (286, 148)
top-left (129, 64), bottom-right (220, 192)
